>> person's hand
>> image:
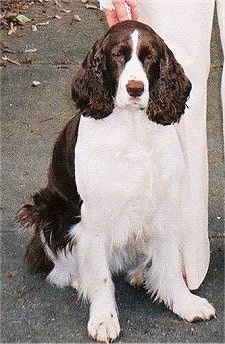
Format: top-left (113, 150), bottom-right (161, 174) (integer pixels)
top-left (102, 0), bottom-right (138, 27)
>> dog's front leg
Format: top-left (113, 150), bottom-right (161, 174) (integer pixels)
top-left (76, 221), bottom-right (120, 343)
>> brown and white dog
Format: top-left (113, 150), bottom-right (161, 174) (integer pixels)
top-left (17, 21), bottom-right (215, 342)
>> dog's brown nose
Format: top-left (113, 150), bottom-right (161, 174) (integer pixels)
top-left (126, 80), bottom-right (144, 97)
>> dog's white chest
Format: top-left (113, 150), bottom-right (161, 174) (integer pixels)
top-left (75, 110), bottom-right (154, 201)
top-left (75, 108), bottom-right (184, 248)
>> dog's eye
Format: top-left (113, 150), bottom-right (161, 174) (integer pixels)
top-left (114, 50), bottom-right (124, 59)
top-left (139, 47), bottom-right (155, 64)
top-left (144, 54), bottom-right (152, 61)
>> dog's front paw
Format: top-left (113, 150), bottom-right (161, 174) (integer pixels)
top-left (173, 294), bottom-right (216, 322)
top-left (88, 312), bottom-right (120, 343)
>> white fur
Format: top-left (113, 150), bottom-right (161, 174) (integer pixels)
top-left (115, 30), bottom-right (149, 110)
top-left (45, 30), bottom-right (216, 342)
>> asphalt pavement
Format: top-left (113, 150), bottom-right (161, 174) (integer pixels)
top-left (1, 0), bottom-right (224, 342)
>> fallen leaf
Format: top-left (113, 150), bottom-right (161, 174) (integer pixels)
top-left (54, 14), bottom-right (62, 19)
top-left (73, 14), bottom-right (81, 21)
top-left (4, 11), bottom-right (18, 20)
top-left (32, 25), bottom-right (38, 31)
top-left (55, 0), bottom-right (62, 7)
top-left (32, 80), bottom-right (41, 86)
top-left (85, 3), bottom-right (98, 9)
top-left (61, 8), bottom-right (72, 13)
top-left (24, 48), bottom-right (37, 53)
top-left (16, 14), bottom-right (31, 25)
top-left (8, 22), bottom-right (17, 36)
top-left (2, 55), bottom-right (21, 66)
top-left (36, 20), bottom-right (50, 26)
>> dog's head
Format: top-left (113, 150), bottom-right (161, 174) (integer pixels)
top-left (71, 20), bottom-right (191, 125)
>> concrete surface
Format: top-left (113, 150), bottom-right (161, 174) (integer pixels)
top-left (1, 0), bottom-right (224, 342)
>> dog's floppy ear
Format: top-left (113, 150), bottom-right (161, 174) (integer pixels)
top-left (147, 43), bottom-right (192, 125)
top-left (71, 36), bottom-right (114, 119)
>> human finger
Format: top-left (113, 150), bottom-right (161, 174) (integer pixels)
top-left (112, 0), bottom-right (130, 22)
top-left (126, 0), bottom-right (138, 20)
top-left (103, 9), bottom-right (119, 27)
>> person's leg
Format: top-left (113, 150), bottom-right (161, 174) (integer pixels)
top-left (138, 0), bottom-right (215, 290)
top-left (216, 0), bottom-right (225, 149)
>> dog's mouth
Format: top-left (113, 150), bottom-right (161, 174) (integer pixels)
top-left (128, 96), bottom-right (148, 110)
top-left (129, 96), bottom-right (143, 103)
top-left (114, 86), bottom-right (149, 110)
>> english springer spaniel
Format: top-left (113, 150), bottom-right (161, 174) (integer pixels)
top-left (17, 21), bottom-right (215, 342)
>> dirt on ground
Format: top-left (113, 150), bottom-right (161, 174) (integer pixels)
top-left (0, 0), bottom-right (96, 35)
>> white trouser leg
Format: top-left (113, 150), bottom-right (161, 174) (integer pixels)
top-left (145, 234), bottom-right (216, 321)
top-left (216, 0), bottom-right (225, 149)
top-left (138, 0), bottom-right (215, 289)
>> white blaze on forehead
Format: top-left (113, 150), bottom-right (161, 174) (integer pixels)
top-left (115, 28), bottom-right (149, 109)
top-left (130, 29), bottom-right (139, 57)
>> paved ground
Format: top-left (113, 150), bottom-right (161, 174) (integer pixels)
top-left (1, 0), bottom-right (224, 343)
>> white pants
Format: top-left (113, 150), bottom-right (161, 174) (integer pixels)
top-left (139, 0), bottom-right (224, 289)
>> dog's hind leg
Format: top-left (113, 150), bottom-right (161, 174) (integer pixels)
top-left (17, 187), bottom-right (81, 285)
top-left (43, 238), bottom-right (78, 289)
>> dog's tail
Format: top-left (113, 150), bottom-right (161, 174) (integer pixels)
top-left (17, 187), bottom-right (81, 273)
